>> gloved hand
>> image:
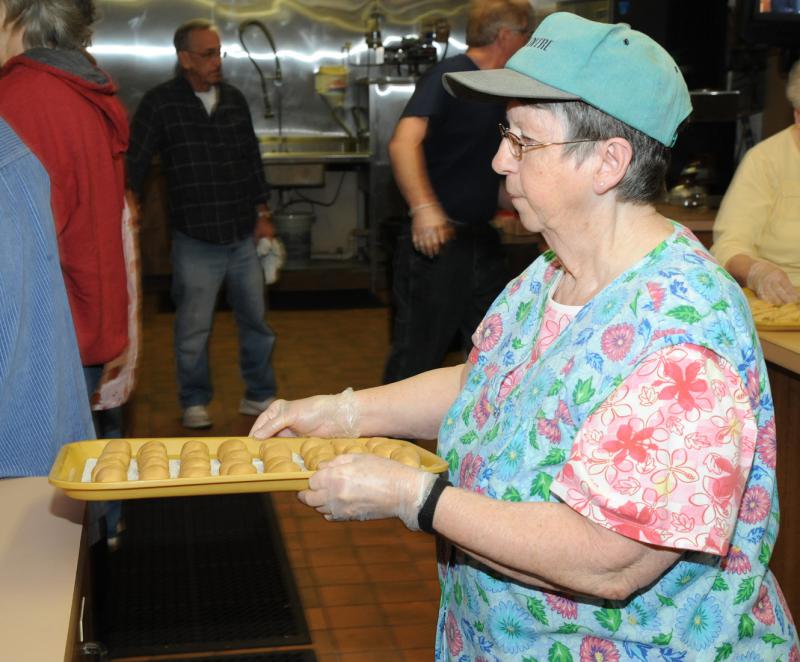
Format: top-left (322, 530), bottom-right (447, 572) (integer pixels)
top-left (249, 387), bottom-right (360, 439)
top-left (746, 260), bottom-right (799, 305)
top-left (298, 453), bottom-right (438, 530)
top-left (411, 205), bottom-right (454, 258)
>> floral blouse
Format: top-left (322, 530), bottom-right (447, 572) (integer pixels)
top-left (435, 226), bottom-right (798, 661)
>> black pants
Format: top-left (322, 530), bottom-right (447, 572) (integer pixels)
top-left (383, 224), bottom-right (508, 384)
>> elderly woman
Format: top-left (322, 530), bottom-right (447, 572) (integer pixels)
top-left (711, 59), bottom-right (800, 305)
top-left (252, 13), bottom-right (798, 660)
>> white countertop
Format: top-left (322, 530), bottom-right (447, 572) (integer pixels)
top-left (0, 477), bottom-right (85, 661)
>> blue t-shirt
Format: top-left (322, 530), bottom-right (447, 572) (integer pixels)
top-left (402, 54), bottom-right (505, 226)
top-left (0, 119), bottom-right (94, 477)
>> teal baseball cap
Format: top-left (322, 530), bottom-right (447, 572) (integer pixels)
top-left (443, 12), bottom-right (692, 147)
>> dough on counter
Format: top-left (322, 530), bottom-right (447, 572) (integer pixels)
top-left (217, 438), bottom-right (247, 460)
top-left (93, 465), bottom-right (128, 483)
top-left (390, 446), bottom-right (421, 468)
top-left (365, 437), bottom-right (390, 451)
top-left (371, 442), bottom-right (401, 459)
top-left (264, 459), bottom-right (302, 473)
top-left (343, 442), bottom-right (368, 454)
top-left (139, 464), bottom-right (170, 480)
top-left (331, 438), bottom-right (354, 454)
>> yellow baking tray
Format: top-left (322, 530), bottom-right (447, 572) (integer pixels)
top-left (48, 436), bottom-right (448, 501)
top-left (744, 288), bottom-right (800, 331)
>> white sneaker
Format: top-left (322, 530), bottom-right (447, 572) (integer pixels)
top-left (182, 405), bottom-right (212, 429)
top-left (239, 397), bottom-right (275, 416)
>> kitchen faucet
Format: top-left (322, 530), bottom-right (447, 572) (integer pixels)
top-left (238, 20), bottom-right (282, 125)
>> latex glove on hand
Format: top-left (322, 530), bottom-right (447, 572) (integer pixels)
top-left (298, 453), bottom-right (438, 530)
top-left (249, 387), bottom-right (360, 439)
top-left (411, 204), bottom-right (454, 258)
top-left (746, 260), bottom-right (799, 305)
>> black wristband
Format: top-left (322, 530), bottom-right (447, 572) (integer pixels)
top-left (418, 476), bottom-right (452, 534)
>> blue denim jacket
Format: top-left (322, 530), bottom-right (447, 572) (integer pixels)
top-left (0, 119), bottom-right (94, 477)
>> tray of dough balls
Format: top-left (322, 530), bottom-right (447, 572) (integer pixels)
top-left (47, 436), bottom-right (448, 501)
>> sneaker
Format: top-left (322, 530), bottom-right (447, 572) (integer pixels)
top-left (239, 396), bottom-right (275, 416)
top-left (182, 405), bottom-right (212, 429)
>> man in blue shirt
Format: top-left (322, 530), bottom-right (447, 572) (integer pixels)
top-left (383, 0), bottom-right (532, 383)
top-left (0, 119), bottom-right (95, 477)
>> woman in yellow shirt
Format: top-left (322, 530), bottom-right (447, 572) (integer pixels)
top-left (712, 59), bottom-right (800, 304)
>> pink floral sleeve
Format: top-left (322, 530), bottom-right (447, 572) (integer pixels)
top-left (551, 343), bottom-right (757, 556)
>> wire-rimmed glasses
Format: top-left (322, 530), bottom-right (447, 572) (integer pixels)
top-left (186, 48), bottom-right (226, 60)
top-left (498, 123), bottom-right (596, 160)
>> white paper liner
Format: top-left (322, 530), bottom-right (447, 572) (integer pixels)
top-left (82, 452), bottom-right (307, 483)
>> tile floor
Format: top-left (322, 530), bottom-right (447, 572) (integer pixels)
top-left (123, 291), bottom-right (451, 661)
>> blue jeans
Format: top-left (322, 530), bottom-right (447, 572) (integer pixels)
top-left (171, 231), bottom-right (277, 408)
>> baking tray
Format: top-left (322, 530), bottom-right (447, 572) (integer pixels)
top-left (744, 288), bottom-right (800, 331)
top-left (48, 436), bottom-right (447, 501)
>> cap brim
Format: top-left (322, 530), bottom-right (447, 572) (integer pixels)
top-left (443, 69), bottom-right (580, 104)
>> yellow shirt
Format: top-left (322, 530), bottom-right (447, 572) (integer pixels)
top-left (711, 125), bottom-right (800, 285)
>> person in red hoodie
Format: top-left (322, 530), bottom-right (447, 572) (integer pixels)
top-left (0, 0), bottom-right (129, 403)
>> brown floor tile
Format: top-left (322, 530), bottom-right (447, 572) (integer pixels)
top-left (338, 651), bottom-right (404, 662)
top-left (301, 527), bottom-right (353, 549)
top-left (324, 604), bottom-right (385, 629)
top-left (354, 545), bottom-right (412, 564)
top-left (379, 600), bottom-right (440, 626)
top-left (305, 606), bottom-right (328, 631)
top-left (298, 584), bottom-right (321, 608)
top-left (311, 629), bottom-right (338, 654)
top-left (307, 546), bottom-right (361, 567)
top-left (373, 579), bottom-right (440, 604)
top-left (330, 626), bottom-right (397, 653)
top-left (312, 564), bottom-right (368, 586)
top-left (364, 562), bottom-right (421, 583)
top-left (401, 647), bottom-right (434, 661)
top-left (319, 583), bottom-right (376, 607)
top-left (392, 624), bottom-right (436, 651)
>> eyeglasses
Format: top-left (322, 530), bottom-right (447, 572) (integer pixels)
top-left (185, 48), bottom-right (226, 60)
top-left (498, 124), bottom-right (596, 160)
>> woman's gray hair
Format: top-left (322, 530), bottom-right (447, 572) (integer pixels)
top-left (466, 0), bottom-right (533, 47)
top-left (544, 101), bottom-right (672, 204)
top-left (1, 0), bottom-right (94, 50)
top-left (786, 59), bottom-right (800, 110)
top-left (173, 18), bottom-right (216, 52)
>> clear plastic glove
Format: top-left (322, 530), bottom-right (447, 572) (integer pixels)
top-left (298, 453), bottom-right (438, 530)
top-left (249, 387), bottom-right (360, 439)
top-left (411, 205), bottom-right (454, 258)
top-left (746, 260), bottom-right (799, 305)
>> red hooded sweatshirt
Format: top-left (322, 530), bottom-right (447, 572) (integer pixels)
top-left (0, 49), bottom-right (129, 365)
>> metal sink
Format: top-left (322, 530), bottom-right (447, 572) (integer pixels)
top-left (260, 135), bottom-right (370, 187)
top-left (260, 135), bottom-right (370, 161)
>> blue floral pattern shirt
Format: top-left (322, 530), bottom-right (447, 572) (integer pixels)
top-left (434, 224), bottom-right (799, 661)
